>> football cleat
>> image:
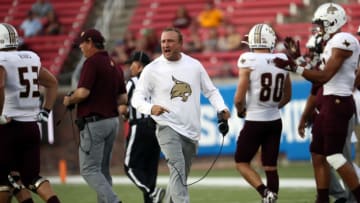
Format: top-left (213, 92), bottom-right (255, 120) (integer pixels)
top-left (150, 187), bottom-right (165, 203)
top-left (262, 189), bottom-right (278, 203)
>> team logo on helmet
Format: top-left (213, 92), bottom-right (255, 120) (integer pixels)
top-left (170, 76), bottom-right (192, 102)
top-left (327, 4), bottom-right (338, 14)
top-left (342, 40), bottom-right (350, 47)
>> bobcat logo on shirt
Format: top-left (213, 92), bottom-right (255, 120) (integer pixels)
top-left (170, 76), bottom-right (192, 102)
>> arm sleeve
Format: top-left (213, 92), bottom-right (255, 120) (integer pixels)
top-left (332, 33), bottom-right (358, 51)
top-left (200, 65), bottom-right (228, 112)
top-left (117, 68), bottom-right (126, 95)
top-left (78, 60), bottom-right (96, 90)
top-left (131, 68), bottom-right (153, 115)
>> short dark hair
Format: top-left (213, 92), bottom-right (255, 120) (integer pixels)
top-left (93, 42), bottom-right (104, 49)
top-left (162, 27), bottom-right (183, 43)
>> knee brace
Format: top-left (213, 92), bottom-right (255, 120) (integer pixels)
top-left (326, 153), bottom-right (347, 170)
top-left (0, 185), bottom-right (11, 192)
top-left (8, 173), bottom-right (25, 195)
top-left (27, 176), bottom-right (49, 193)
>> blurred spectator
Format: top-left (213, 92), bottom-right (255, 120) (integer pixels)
top-left (183, 27), bottom-right (204, 53)
top-left (20, 10), bottom-right (43, 37)
top-left (240, 34), bottom-right (250, 51)
top-left (197, 0), bottom-right (224, 28)
top-left (123, 31), bottom-right (137, 56)
top-left (172, 6), bottom-right (192, 29)
top-left (137, 28), bottom-right (160, 54)
top-left (43, 11), bottom-right (62, 35)
top-left (203, 28), bottom-right (219, 52)
top-left (113, 40), bottom-right (130, 65)
top-left (31, 0), bottom-right (54, 18)
top-left (113, 40), bottom-right (131, 80)
top-left (217, 23), bottom-right (242, 51)
top-left (110, 50), bottom-right (126, 79)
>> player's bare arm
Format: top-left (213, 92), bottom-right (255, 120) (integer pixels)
top-left (38, 67), bottom-right (58, 110)
top-left (278, 74), bottom-right (292, 109)
top-left (298, 94), bottom-right (317, 138)
top-left (0, 66), bottom-right (5, 114)
top-left (302, 48), bottom-right (352, 83)
top-left (0, 66), bottom-right (10, 124)
top-left (234, 67), bottom-right (250, 117)
top-left (354, 61), bottom-right (360, 89)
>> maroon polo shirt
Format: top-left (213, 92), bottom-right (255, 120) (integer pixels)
top-left (77, 51), bottom-right (126, 118)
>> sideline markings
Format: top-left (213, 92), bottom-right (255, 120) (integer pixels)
top-left (48, 176), bottom-right (316, 188)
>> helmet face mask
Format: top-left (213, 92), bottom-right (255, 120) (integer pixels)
top-left (0, 23), bottom-right (19, 50)
top-left (312, 3), bottom-right (347, 41)
top-left (248, 24), bottom-right (276, 52)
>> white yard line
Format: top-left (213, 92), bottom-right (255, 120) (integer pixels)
top-left (48, 176), bottom-right (316, 188)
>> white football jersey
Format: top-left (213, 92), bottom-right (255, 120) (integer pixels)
top-left (237, 52), bottom-right (289, 121)
top-left (0, 50), bottom-right (41, 121)
top-left (320, 32), bottom-right (360, 96)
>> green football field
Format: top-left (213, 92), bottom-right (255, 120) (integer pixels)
top-left (12, 162), bottom-right (329, 203)
top-left (24, 184), bottom-right (317, 203)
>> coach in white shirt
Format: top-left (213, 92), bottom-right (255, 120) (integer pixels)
top-left (132, 27), bottom-right (230, 203)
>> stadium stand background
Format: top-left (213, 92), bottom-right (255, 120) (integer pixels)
top-left (2, 0), bottom-right (359, 174)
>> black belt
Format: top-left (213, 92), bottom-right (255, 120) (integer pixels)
top-left (83, 115), bottom-right (106, 123)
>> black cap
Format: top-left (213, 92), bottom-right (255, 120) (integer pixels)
top-left (125, 51), bottom-right (151, 66)
top-left (76, 28), bottom-right (105, 44)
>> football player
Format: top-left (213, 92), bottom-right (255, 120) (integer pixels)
top-left (0, 23), bottom-right (60, 203)
top-left (234, 23), bottom-right (292, 203)
top-left (273, 3), bottom-right (360, 203)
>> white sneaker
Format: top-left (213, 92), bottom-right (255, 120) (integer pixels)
top-left (150, 187), bottom-right (165, 203)
top-left (262, 189), bottom-right (278, 203)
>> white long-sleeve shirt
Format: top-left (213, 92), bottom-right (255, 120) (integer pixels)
top-left (131, 53), bottom-right (228, 140)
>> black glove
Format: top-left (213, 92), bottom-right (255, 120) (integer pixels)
top-left (217, 111), bottom-right (229, 137)
top-left (237, 108), bottom-right (246, 118)
top-left (314, 34), bottom-right (323, 54)
top-left (38, 108), bottom-right (50, 122)
top-left (283, 37), bottom-right (301, 59)
top-left (273, 57), bottom-right (297, 72)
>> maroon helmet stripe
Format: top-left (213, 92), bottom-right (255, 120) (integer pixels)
top-left (2, 23), bottom-right (16, 46)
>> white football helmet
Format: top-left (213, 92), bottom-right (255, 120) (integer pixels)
top-left (0, 23), bottom-right (19, 50)
top-left (312, 3), bottom-right (347, 40)
top-left (248, 24), bottom-right (276, 51)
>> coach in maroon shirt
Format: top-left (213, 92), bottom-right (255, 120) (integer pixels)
top-left (63, 28), bottom-right (127, 203)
